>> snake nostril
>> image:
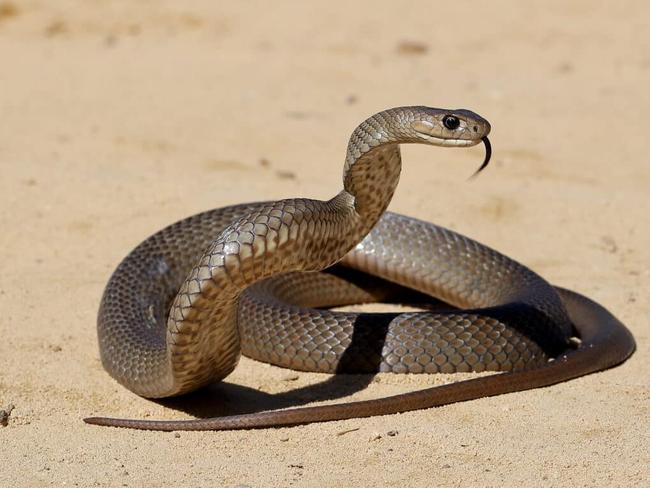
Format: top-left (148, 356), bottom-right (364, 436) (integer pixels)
top-left (473, 126), bottom-right (478, 132)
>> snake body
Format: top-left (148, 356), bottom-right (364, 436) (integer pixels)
top-left (85, 106), bottom-right (635, 430)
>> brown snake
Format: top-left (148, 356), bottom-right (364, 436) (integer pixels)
top-left (85, 106), bottom-right (635, 431)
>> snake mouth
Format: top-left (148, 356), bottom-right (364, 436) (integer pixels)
top-left (416, 134), bottom-right (483, 147)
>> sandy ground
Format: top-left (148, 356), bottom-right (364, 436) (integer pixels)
top-left (1, 1), bottom-right (649, 486)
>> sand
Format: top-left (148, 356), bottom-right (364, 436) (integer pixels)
top-left (1, 1), bottom-right (648, 486)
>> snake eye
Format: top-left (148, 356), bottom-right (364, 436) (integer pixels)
top-left (442, 115), bottom-right (460, 130)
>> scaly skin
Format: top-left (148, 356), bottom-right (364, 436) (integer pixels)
top-left (86, 106), bottom-right (634, 430)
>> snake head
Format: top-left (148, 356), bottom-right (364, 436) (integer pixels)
top-left (409, 107), bottom-right (492, 176)
top-left (410, 107), bottom-right (490, 147)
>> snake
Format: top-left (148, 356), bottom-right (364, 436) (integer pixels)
top-left (84, 106), bottom-right (635, 431)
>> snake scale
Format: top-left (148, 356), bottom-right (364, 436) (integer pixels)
top-left (85, 106), bottom-right (635, 431)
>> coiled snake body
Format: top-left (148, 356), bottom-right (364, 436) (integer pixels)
top-left (85, 106), bottom-right (635, 430)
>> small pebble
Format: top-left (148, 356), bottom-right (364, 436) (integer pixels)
top-left (386, 430), bottom-right (398, 437)
top-left (396, 40), bottom-right (429, 55)
top-left (174, 432), bottom-right (181, 438)
top-left (569, 336), bottom-right (582, 347)
top-left (281, 372), bottom-right (300, 381)
top-left (0, 404), bottom-right (15, 426)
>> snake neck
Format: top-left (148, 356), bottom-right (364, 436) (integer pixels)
top-left (340, 110), bottom-right (409, 232)
top-left (339, 144), bottom-right (401, 233)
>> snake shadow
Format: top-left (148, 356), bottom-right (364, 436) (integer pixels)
top-left (155, 272), bottom-right (444, 419)
top-left (155, 312), bottom-right (400, 419)
top-left (153, 271), bottom-right (566, 420)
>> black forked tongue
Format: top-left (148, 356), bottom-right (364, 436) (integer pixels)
top-left (469, 136), bottom-right (492, 180)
